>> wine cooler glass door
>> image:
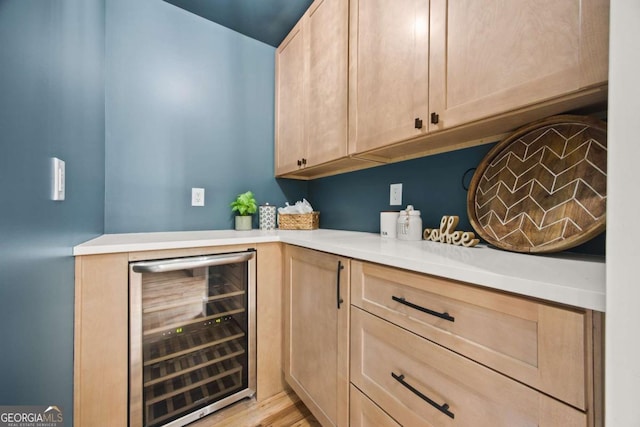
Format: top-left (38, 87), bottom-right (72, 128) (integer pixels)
top-left (129, 251), bottom-right (256, 427)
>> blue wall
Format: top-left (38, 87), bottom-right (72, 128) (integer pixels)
top-left (309, 145), bottom-right (494, 233)
top-left (0, 0), bottom-right (105, 418)
top-left (105, 0), bottom-right (306, 233)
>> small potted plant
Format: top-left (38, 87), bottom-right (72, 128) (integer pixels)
top-left (230, 191), bottom-right (257, 231)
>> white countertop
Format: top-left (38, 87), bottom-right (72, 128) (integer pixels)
top-left (74, 229), bottom-right (606, 312)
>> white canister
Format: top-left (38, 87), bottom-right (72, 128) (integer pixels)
top-left (259, 204), bottom-right (277, 230)
top-left (396, 205), bottom-right (423, 241)
top-left (380, 211), bottom-right (400, 238)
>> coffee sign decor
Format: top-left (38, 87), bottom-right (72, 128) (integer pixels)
top-left (423, 215), bottom-right (480, 248)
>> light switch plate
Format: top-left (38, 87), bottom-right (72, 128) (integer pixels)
top-left (51, 157), bottom-right (65, 201)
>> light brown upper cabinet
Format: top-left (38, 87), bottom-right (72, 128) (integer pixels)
top-left (348, 0), bottom-right (430, 154)
top-left (427, 0), bottom-right (609, 132)
top-left (277, 0), bottom-right (608, 179)
top-left (275, 0), bottom-right (349, 176)
top-left (275, 21), bottom-right (305, 175)
top-left (349, 0), bottom-right (608, 160)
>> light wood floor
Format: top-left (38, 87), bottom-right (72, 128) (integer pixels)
top-left (188, 389), bottom-right (321, 427)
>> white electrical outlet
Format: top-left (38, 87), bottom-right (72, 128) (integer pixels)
top-left (390, 183), bottom-right (402, 206)
top-left (192, 188), bottom-right (205, 206)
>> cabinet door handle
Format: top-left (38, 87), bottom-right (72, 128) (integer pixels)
top-left (391, 372), bottom-right (455, 419)
top-left (301, 158), bottom-right (307, 166)
top-left (336, 261), bottom-right (345, 309)
top-left (297, 159), bottom-right (302, 166)
top-left (430, 112), bottom-right (439, 124)
top-left (414, 117), bottom-right (423, 129)
top-left (392, 296), bottom-right (454, 322)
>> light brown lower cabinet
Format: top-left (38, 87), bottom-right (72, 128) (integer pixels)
top-left (74, 243), bottom-right (285, 427)
top-left (283, 245), bottom-right (350, 427)
top-left (280, 249), bottom-right (603, 426)
top-left (74, 252), bottom-right (130, 426)
top-left (349, 260), bottom-right (603, 427)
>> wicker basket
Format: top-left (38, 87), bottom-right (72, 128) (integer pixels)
top-left (278, 212), bottom-right (320, 230)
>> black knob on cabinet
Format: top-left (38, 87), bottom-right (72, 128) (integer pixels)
top-left (415, 118), bottom-right (423, 129)
top-left (297, 159), bottom-right (302, 166)
top-left (301, 158), bottom-right (307, 166)
top-left (430, 112), bottom-right (440, 124)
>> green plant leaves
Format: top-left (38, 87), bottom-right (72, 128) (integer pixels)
top-left (230, 191), bottom-right (257, 216)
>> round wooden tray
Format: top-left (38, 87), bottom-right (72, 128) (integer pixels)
top-left (467, 115), bottom-right (607, 253)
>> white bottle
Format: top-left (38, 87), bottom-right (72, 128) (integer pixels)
top-left (396, 205), bottom-right (423, 241)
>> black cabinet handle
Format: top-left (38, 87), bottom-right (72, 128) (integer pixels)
top-left (297, 159), bottom-right (302, 166)
top-left (336, 261), bottom-right (344, 309)
top-left (414, 117), bottom-right (423, 129)
top-left (301, 158), bottom-right (307, 166)
top-left (392, 296), bottom-right (454, 322)
top-left (391, 372), bottom-right (455, 419)
top-left (430, 112), bottom-right (439, 124)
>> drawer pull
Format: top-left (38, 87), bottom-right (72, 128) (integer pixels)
top-left (392, 296), bottom-right (455, 322)
top-left (391, 372), bottom-right (455, 419)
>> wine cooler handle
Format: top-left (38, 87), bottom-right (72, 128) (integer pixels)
top-left (132, 251), bottom-right (255, 273)
top-left (391, 372), bottom-right (455, 419)
top-left (337, 260), bottom-right (345, 309)
top-left (391, 295), bottom-right (455, 322)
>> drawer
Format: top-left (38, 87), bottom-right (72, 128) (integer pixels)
top-left (351, 307), bottom-right (586, 427)
top-left (351, 261), bottom-right (591, 409)
top-left (350, 384), bottom-right (400, 427)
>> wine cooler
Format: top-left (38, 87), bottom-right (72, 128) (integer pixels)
top-left (129, 250), bottom-right (256, 427)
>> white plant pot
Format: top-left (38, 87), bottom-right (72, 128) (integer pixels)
top-left (235, 215), bottom-right (252, 231)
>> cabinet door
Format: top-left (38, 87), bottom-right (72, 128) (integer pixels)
top-left (275, 21), bottom-right (306, 175)
top-left (276, 0), bottom-right (348, 176)
top-left (428, 0), bottom-right (609, 132)
top-left (284, 245), bottom-right (350, 427)
top-left (305, 0), bottom-right (348, 168)
top-left (348, 0), bottom-right (430, 154)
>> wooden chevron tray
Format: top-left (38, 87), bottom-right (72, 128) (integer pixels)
top-left (467, 115), bottom-right (607, 253)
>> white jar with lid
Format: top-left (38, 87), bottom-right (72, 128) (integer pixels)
top-left (396, 205), bottom-right (423, 241)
